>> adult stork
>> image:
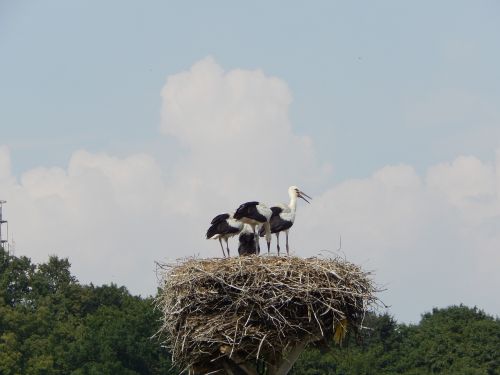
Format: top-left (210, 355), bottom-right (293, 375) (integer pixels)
top-left (233, 201), bottom-right (272, 254)
top-left (259, 186), bottom-right (311, 255)
top-left (206, 213), bottom-right (243, 257)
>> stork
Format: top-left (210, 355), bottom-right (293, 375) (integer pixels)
top-left (233, 201), bottom-right (272, 254)
top-left (259, 186), bottom-right (311, 255)
top-left (206, 213), bottom-right (243, 257)
top-left (238, 224), bottom-right (259, 256)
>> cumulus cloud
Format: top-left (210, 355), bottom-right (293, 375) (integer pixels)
top-left (1, 57), bottom-right (329, 296)
top-left (427, 156), bottom-right (498, 221)
top-left (160, 57), bottom-right (330, 216)
top-left (0, 149), bottom-right (171, 293)
top-left (2, 57), bottom-right (500, 322)
top-left (296, 157), bottom-right (500, 321)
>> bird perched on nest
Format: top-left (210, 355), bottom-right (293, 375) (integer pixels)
top-left (260, 186), bottom-right (311, 255)
top-left (233, 201), bottom-right (272, 254)
top-left (206, 213), bottom-right (243, 257)
top-left (238, 224), bottom-right (259, 256)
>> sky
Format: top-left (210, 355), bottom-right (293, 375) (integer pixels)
top-left (1, 1), bottom-right (500, 323)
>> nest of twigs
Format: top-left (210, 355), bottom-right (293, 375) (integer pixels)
top-left (156, 256), bottom-right (377, 374)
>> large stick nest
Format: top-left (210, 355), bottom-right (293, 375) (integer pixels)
top-left (156, 256), bottom-right (378, 373)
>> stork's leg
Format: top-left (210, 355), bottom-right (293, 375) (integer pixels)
top-left (224, 238), bottom-right (230, 257)
top-left (285, 230), bottom-right (290, 256)
top-left (219, 238), bottom-right (226, 258)
top-left (252, 224), bottom-right (260, 255)
top-left (256, 233), bottom-right (261, 255)
top-left (276, 232), bottom-right (280, 256)
top-left (254, 235), bottom-right (259, 255)
top-left (264, 222), bottom-right (271, 255)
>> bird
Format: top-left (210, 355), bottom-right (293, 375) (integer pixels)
top-left (259, 186), bottom-right (311, 255)
top-left (206, 213), bottom-right (243, 257)
top-left (238, 224), bottom-right (259, 256)
top-left (233, 201), bottom-right (272, 254)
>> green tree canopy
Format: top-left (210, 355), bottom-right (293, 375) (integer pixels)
top-left (0, 247), bottom-right (175, 375)
top-left (293, 305), bottom-right (499, 375)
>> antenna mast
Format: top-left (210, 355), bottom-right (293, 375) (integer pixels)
top-left (0, 200), bottom-right (8, 251)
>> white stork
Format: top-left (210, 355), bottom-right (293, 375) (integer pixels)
top-left (238, 224), bottom-right (259, 256)
top-left (259, 186), bottom-right (311, 255)
top-left (233, 201), bottom-right (272, 254)
top-left (206, 213), bottom-right (243, 257)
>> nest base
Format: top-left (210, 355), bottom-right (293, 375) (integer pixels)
top-left (156, 255), bottom-right (377, 374)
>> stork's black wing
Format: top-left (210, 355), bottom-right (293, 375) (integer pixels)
top-left (269, 214), bottom-right (293, 234)
top-left (233, 201), bottom-right (259, 220)
top-left (259, 206), bottom-right (287, 236)
top-left (270, 206), bottom-right (283, 217)
top-left (210, 213), bottom-right (230, 225)
top-left (206, 220), bottom-right (241, 239)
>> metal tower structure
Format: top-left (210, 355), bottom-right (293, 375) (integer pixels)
top-left (0, 200), bottom-right (8, 250)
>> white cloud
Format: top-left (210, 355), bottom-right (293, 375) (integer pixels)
top-left (1, 149), bottom-right (170, 293)
top-left (1, 57), bottom-right (329, 296)
top-left (2, 58), bottom-right (500, 322)
top-left (160, 57), bottom-right (330, 216)
top-left (295, 157), bottom-right (500, 322)
top-left (427, 156), bottom-right (498, 222)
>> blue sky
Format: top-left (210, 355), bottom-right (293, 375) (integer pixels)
top-left (1, 1), bottom-right (500, 322)
top-left (4, 1), bottom-right (500, 178)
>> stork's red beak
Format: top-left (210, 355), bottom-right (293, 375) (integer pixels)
top-left (298, 190), bottom-right (312, 204)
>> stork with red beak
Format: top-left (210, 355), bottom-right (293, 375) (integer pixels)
top-left (260, 186), bottom-right (311, 255)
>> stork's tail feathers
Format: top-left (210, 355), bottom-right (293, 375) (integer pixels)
top-left (333, 318), bottom-right (348, 345)
top-left (206, 224), bottom-right (218, 240)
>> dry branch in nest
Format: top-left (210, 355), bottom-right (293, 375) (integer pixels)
top-left (156, 256), bottom-right (378, 374)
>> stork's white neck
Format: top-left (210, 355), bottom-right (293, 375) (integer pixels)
top-left (288, 192), bottom-right (298, 212)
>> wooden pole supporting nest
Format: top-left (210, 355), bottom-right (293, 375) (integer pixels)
top-left (156, 256), bottom-right (378, 374)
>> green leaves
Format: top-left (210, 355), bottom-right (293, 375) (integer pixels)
top-left (0, 332), bottom-right (22, 375)
top-left (0, 249), bottom-right (35, 306)
top-left (0, 247), bottom-right (175, 375)
top-left (293, 306), bottom-right (500, 374)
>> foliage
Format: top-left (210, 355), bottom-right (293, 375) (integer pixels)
top-left (0, 247), bottom-right (175, 375)
top-left (292, 306), bottom-right (500, 375)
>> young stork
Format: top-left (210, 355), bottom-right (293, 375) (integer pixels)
top-left (233, 201), bottom-right (272, 254)
top-left (238, 224), bottom-right (259, 256)
top-left (206, 213), bottom-right (243, 257)
top-left (259, 186), bottom-right (311, 256)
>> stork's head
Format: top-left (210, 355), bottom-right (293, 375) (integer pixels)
top-left (289, 186), bottom-right (312, 203)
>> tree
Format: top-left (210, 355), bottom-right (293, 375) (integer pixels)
top-left (292, 306), bottom-right (500, 375)
top-left (0, 247), bottom-right (176, 374)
